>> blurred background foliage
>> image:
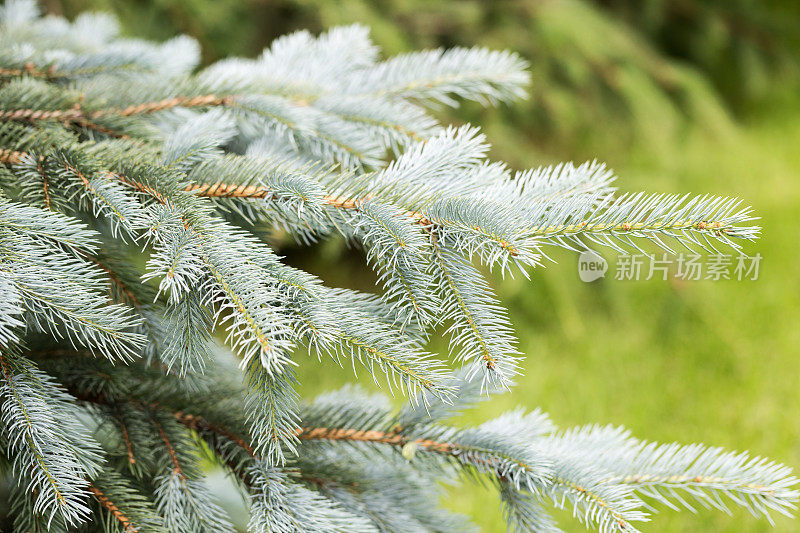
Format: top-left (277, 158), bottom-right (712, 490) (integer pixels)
top-left (45, 0), bottom-right (800, 531)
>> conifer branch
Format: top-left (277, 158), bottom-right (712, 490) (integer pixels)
top-left (117, 415), bottom-right (138, 466)
top-left (0, 106), bottom-right (126, 137)
top-left (152, 415), bottom-right (184, 477)
top-left (0, 147), bottom-right (23, 164)
top-left (88, 485), bottom-right (137, 533)
top-left (0, 63), bottom-right (55, 80)
top-left (0, 6), bottom-right (792, 532)
top-left (82, 253), bottom-right (142, 309)
top-left (0, 94), bottom-right (230, 123)
top-left (3, 148), bottom-right (754, 258)
top-left (36, 156), bottom-right (50, 210)
top-left (297, 426), bottom-right (453, 453)
top-left (174, 410), bottom-right (256, 458)
top-left (108, 95), bottom-right (232, 117)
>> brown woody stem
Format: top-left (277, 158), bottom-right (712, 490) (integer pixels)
top-left (295, 426), bottom-right (453, 454)
top-left (0, 94), bottom-right (230, 124)
top-left (88, 485), bottom-right (137, 532)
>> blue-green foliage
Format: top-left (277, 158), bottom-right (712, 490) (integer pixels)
top-left (0, 1), bottom-right (795, 531)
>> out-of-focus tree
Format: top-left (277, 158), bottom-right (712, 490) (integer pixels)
top-left (595, 0), bottom-right (800, 110)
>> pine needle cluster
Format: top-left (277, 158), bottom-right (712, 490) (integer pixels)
top-left (0, 1), bottom-right (795, 531)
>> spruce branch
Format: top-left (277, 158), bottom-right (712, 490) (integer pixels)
top-left (87, 484), bottom-right (139, 533)
top-left (0, 91), bottom-right (230, 124)
top-left (0, 347), bottom-right (103, 528)
top-left (0, 5), bottom-right (792, 532)
top-left (5, 148), bottom-right (448, 395)
top-left (550, 425), bottom-right (799, 522)
top-left (49, 351), bottom-right (799, 532)
top-left (430, 238), bottom-right (521, 387)
top-left (2, 146), bottom-right (757, 260)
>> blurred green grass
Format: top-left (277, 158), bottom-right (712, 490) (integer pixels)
top-left (52, 0), bottom-right (800, 530)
